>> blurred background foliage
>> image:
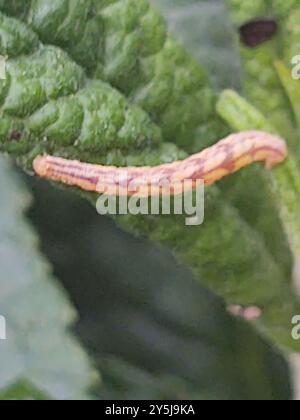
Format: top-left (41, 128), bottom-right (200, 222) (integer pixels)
top-left (26, 175), bottom-right (292, 400)
top-left (151, 0), bottom-right (241, 90)
top-left (0, 0), bottom-right (295, 400)
top-left (0, 157), bottom-right (97, 400)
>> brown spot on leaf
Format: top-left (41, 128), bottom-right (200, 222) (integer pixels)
top-left (9, 130), bottom-right (22, 141)
top-left (239, 18), bottom-right (278, 48)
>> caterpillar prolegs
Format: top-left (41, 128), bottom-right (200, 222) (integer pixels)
top-left (33, 131), bottom-right (287, 197)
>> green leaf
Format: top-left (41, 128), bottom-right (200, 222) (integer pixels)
top-left (221, 2), bottom-right (300, 259)
top-left (0, 14), bottom-right (163, 163)
top-left (2, 0), bottom-right (215, 149)
top-left (0, 0), bottom-right (299, 356)
top-left (217, 90), bottom-right (300, 259)
top-left (0, 380), bottom-right (50, 400)
top-left (224, 0), bottom-right (299, 142)
top-left (27, 181), bottom-right (293, 400)
top-left (0, 156), bottom-right (98, 400)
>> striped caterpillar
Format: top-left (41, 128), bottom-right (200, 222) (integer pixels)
top-left (33, 131), bottom-right (287, 196)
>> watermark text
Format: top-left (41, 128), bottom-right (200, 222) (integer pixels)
top-left (96, 175), bottom-right (205, 226)
top-left (0, 56), bottom-right (6, 80)
top-left (292, 315), bottom-right (300, 340)
top-left (0, 315), bottom-right (6, 340)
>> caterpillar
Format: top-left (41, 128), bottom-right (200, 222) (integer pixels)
top-left (33, 131), bottom-right (287, 197)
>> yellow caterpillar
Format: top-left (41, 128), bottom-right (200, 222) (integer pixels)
top-left (33, 131), bottom-right (287, 197)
